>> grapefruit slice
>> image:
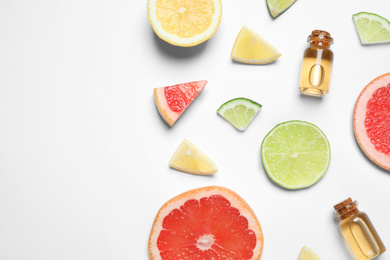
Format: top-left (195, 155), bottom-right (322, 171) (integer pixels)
top-left (154, 80), bottom-right (207, 126)
top-left (353, 72), bottom-right (390, 171)
top-left (149, 186), bottom-right (263, 260)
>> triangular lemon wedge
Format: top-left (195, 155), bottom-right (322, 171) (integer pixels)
top-left (299, 246), bottom-right (321, 260)
top-left (231, 26), bottom-right (281, 64)
top-left (169, 139), bottom-right (218, 175)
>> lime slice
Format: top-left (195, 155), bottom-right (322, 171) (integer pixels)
top-left (353, 12), bottom-right (390, 45)
top-left (217, 98), bottom-right (262, 131)
top-left (299, 246), bottom-right (321, 260)
top-left (266, 0), bottom-right (297, 18)
top-left (231, 26), bottom-right (281, 64)
top-left (261, 120), bottom-right (330, 189)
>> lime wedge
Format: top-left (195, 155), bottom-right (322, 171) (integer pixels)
top-left (261, 121), bottom-right (330, 189)
top-left (217, 98), bottom-right (262, 131)
top-left (266, 0), bottom-right (297, 18)
top-left (353, 12), bottom-right (390, 45)
top-left (299, 246), bottom-right (321, 260)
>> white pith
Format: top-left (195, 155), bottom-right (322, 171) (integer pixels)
top-left (353, 73), bottom-right (390, 170)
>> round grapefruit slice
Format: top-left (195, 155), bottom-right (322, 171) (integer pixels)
top-left (154, 80), bottom-right (207, 127)
top-left (149, 186), bottom-right (263, 260)
top-left (353, 72), bottom-right (390, 171)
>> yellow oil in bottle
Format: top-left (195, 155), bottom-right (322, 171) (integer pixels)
top-left (299, 30), bottom-right (334, 97)
top-left (334, 198), bottom-right (386, 260)
top-left (299, 47), bottom-right (333, 96)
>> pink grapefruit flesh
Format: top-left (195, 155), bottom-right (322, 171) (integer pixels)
top-left (154, 80), bottom-right (207, 126)
top-left (149, 186), bottom-right (263, 260)
top-left (353, 72), bottom-right (390, 171)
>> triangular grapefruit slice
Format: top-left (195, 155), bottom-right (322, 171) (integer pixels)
top-left (353, 72), bottom-right (390, 171)
top-left (154, 80), bottom-right (207, 126)
top-left (149, 186), bottom-right (264, 260)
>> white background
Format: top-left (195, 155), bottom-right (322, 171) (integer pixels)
top-left (1, 0), bottom-right (390, 259)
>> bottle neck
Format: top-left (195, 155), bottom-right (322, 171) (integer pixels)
top-left (334, 198), bottom-right (359, 221)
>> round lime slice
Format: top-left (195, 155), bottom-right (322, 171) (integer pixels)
top-left (261, 120), bottom-right (331, 189)
top-left (266, 0), bottom-right (297, 18)
top-left (217, 98), bottom-right (262, 131)
top-left (353, 12), bottom-right (390, 45)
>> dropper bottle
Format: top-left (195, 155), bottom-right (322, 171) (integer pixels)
top-left (334, 198), bottom-right (386, 260)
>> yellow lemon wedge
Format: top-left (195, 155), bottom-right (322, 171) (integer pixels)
top-left (169, 139), bottom-right (218, 175)
top-left (147, 0), bottom-right (222, 47)
top-left (231, 26), bottom-right (281, 64)
top-left (299, 246), bottom-right (321, 260)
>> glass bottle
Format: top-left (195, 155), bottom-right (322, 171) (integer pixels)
top-left (299, 30), bottom-right (334, 96)
top-left (334, 198), bottom-right (386, 260)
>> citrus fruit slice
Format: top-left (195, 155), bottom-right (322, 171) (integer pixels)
top-left (147, 0), bottom-right (222, 47)
top-left (266, 0), bottom-right (297, 18)
top-left (154, 80), bottom-right (207, 127)
top-left (353, 72), bottom-right (390, 171)
top-left (261, 120), bottom-right (331, 189)
top-left (299, 246), bottom-right (321, 260)
top-left (149, 186), bottom-right (264, 260)
top-left (231, 26), bottom-right (281, 64)
top-left (353, 12), bottom-right (390, 45)
top-left (217, 98), bottom-right (262, 131)
top-left (169, 139), bottom-right (218, 175)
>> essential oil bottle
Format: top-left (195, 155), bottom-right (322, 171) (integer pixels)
top-left (334, 198), bottom-right (386, 260)
top-left (299, 30), bottom-right (334, 96)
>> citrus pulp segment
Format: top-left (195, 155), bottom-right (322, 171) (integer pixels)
top-left (266, 0), bottom-right (297, 18)
top-left (154, 80), bottom-right (207, 127)
top-left (147, 0), bottom-right (222, 47)
top-left (261, 120), bottom-right (330, 189)
top-left (217, 98), bottom-right (262, 131)
top-left (169, 139), bottom-right (218, 175)
top-left (231, 26), bottom-right (281, 64)
top-left (353, 12), bottom-right (390, 45)
top-left (149, 186), bottom-right (264, 260)
top-left (299, 246), bottom-right (321, 260)
top-left (353, 72), bottom-right (390, 171)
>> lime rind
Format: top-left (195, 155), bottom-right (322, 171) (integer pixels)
top-left (353, 12), bottom-right (390, 45)
top-left (217, 98), bottom-right (262, 131)
top-left (266, 0), bottom-right (297, 18)
top-left (261, 120), bottom-right (331, 190)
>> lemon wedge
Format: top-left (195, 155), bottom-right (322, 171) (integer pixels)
top-left (169, 139), bottom-right (218, 175)
top-left (231, 26), bottom-right (281, 64)
top-left (299, 246), bottom-right (321, 260)
top-left (147, 0), bottom-right (222, 47)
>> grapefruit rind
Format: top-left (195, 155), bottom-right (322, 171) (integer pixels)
top-left (148, 186), bottom-right (263, 260)
top-left (353, 72), bottom-right (390, 171)
top-left (169, 139), bottom-right (218, 175)
top-left (147, 0), bottom-right (222, 47)
top-left (154, 88), bottom-right (177, 127)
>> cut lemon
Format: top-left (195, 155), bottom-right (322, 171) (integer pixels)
top-left (299, 246), bottom-right (321, 260)
top-left (261, 121), bottom-right (330, 189)
top-left (353, 12), bottom-right (390, 45)
top-left (217, 98), bottom-right (262, 131)
top-left (169, 139), bottom-right (218, 175)
top-left (147, 0), bottom-right (222, 47)
top-left (266, 0), bottom-right (297, 18)
top-left (231, 26), bottom-right (281, 64)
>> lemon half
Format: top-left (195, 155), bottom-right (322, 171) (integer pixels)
top-left (147, 0), bottom-right (222, 47)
